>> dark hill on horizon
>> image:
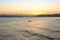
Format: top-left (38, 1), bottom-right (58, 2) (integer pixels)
top-left (36, 14), bottom-right (60, 17)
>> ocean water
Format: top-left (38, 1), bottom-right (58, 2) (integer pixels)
top-left (0, 17), bottom-right (60, 40)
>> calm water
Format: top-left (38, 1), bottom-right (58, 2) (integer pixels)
top-left (0, 17), bottom-right (60, 40)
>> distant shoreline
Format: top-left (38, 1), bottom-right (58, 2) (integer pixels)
top-left (0, 16), bottom-right (60, 18)
top-left (0, 14), bottom-right (60, 17)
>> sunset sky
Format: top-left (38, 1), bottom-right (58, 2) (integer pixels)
top-left (0, 0), bottom-right (60, 15)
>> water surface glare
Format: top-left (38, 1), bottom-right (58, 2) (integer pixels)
top-left (0, 17), bottom-right (60, 40)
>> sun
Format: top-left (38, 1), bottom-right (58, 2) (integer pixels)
top-left (29, 10), bottom-right (43, 15)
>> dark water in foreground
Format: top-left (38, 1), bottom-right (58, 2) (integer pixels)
top-left (0, 17), bottom-right (60, 40)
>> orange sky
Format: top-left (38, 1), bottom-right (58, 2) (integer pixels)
top-left (0, 9), bottom-right (60, 15)
top-left (0, 0), bottom-right (60, 15)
